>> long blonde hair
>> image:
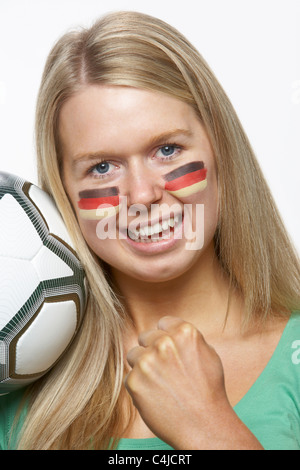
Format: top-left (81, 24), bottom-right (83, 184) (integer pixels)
top-left (17, 11), bottom-right (300, 449)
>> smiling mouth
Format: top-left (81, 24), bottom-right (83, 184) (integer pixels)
top-left (127, 215), bottom-right (182, 243)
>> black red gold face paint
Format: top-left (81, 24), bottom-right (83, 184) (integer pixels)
top-left (77, 161), bottom-right (206, 220)
top-left (164, 161), bottom-right (207, 197)
top-left (77, 187), bottom-right (120, 220)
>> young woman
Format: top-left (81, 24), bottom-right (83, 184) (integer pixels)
top-left (1, 11), bottom-right (300, 450)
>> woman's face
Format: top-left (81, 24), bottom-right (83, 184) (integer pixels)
top-left (60, 85), bottom-right (218, 282)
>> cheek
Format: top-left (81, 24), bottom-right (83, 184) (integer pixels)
top-left (164, 162), bottom-right (207, 198)
top-left (202, 178), bottom-right (219, 239)
top-left (204, 192), bottom-right (219, 237)
top-left (78, 219), bottom-right (99, 247)
top-left (77, 187), bottom-right (120, 220)
top-left (187, 175), bottom-right (218, 244)
top-left (78, 217), bottom-right (120, 262)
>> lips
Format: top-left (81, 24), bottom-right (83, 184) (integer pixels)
top-left (78, 187), bottom-right (120, 220)
top-left (164, 161), bottom-right (207, 197)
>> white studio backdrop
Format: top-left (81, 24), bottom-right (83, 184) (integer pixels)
top-left (0, 0), bottom-right (299, 252)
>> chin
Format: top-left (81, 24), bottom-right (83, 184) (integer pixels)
top-left (113, 255), bottom-right (200, 284)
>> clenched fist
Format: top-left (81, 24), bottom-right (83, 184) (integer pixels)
top-left (125, 316), bottom-right (263, 450)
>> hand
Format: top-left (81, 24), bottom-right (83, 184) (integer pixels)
top-left (125, 316), bottom-right (263, 449)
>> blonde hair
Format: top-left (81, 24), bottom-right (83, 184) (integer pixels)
top-left (16, 10), bottom-right (300, 449)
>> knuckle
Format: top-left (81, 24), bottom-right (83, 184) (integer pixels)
top-left (138, 331), bottom-right (146, 344)
top-left (137, 330), bottom-right (149, 346)
top-left (154, 335), bottom-right (175, 354)
top-left (126, 346), bottom-right (141, 367)
top-left (175, 322), bottom-right (200, 341)
top-left (124, 371), bottom-right (138, 393)
top-left (136, 353), bottom-right (154, 374)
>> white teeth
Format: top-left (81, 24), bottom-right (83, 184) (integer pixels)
top-left (128, 217), bottom-right (180, 242)
top-left (162, 220), bottom-right (169, 231)
top-left (152, 222), bottom-right (161, 234)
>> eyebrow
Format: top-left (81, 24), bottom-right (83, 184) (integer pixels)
top-left (71, 129), bottom-right (194, 166)
top-left (146, 128), bottom-right (194, 149)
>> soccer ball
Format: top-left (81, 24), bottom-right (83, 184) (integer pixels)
top-left (0, 171), bottom-right (86, 395)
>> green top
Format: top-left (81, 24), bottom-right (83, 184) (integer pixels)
top-left (1, 311), bottom-right (300, 450)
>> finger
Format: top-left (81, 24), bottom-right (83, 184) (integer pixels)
top-left (138, 328), bottom-right (167, 347)
top-left (158, 316), bottom-right (205, 348)
top-left (123, 371), bottom-right (136, 396)
top-left (126, 345), bottom-right (144, 368)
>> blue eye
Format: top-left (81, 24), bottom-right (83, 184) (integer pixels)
top-left (160, 146), bottom-right (175, 156)
top-left (88, 161), bottom-right (115, 179)
top-left (156, 145), bottom-right (181, 159)
top-left (94, 162), bottom-right (110, 174)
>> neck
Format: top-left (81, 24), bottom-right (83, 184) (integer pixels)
top-left (111, 244), bottom-right (242, 337)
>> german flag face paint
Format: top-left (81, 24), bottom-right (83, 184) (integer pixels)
top-left (77, 187), bottom-right (120, 220)
top-left (164, 161), bottom-right (207, 197)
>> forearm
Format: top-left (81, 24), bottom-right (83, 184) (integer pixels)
top-left (171, 404), bottom-right (264, 450)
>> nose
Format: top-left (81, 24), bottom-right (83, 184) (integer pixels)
top-left (124, 160), bottom-right (163, 208)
